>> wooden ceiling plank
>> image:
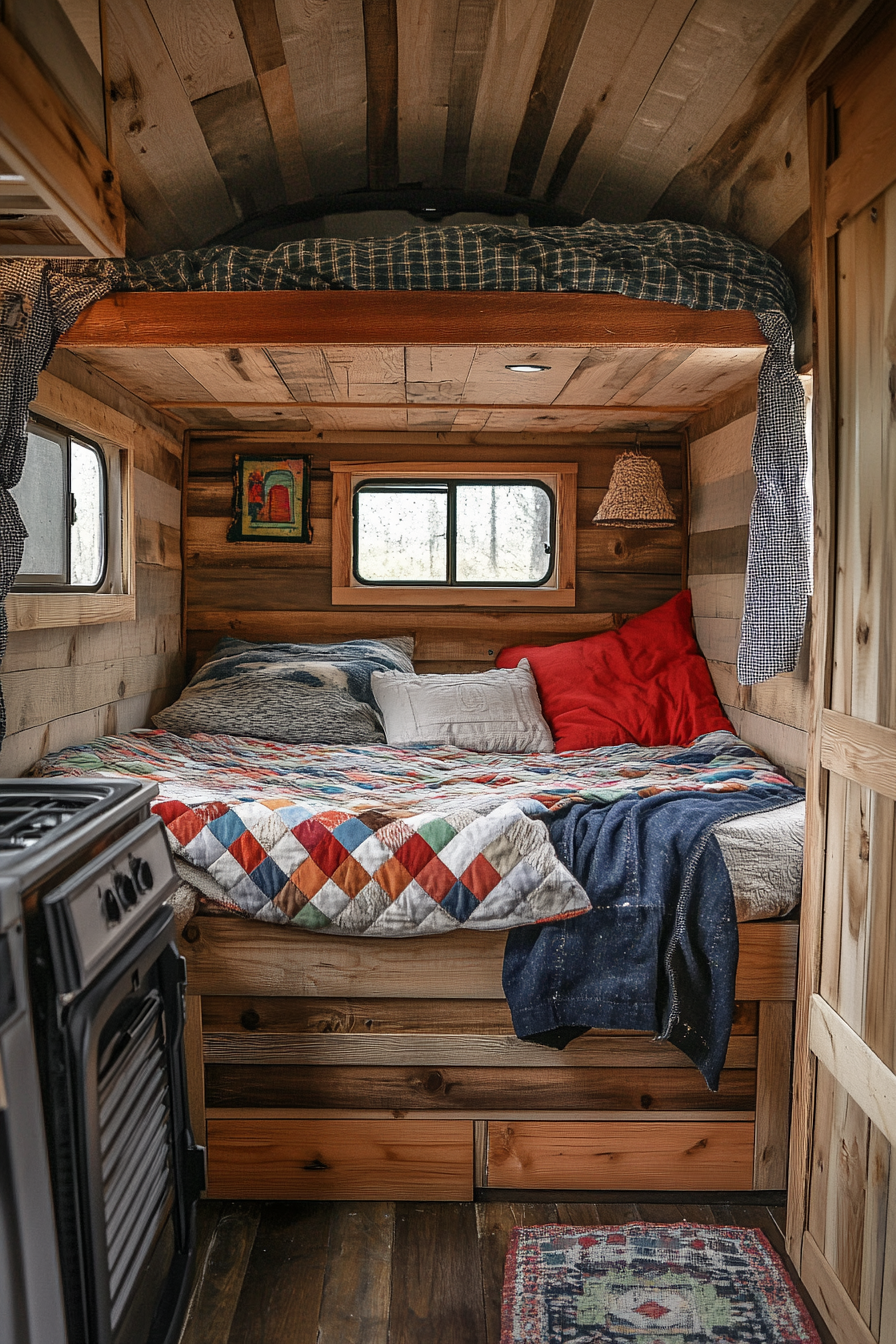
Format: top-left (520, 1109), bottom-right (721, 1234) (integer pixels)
top-left (460, 346), bottom-right (588, 403)
top-left (277, 0), bottom-right (368, 194)
top-left (265, 348), bottom-right (342, 401)
top-left (322, 346), bottom-right (406, 401)
top-left (441, 0), bottom-right (497, 189)
top-left (109, 129), bottom-right (194, 256)
top-left (60, 292), bottom-right (768, 348)
top-left (233, 0), bottom-right (314, 202)
top-left (631, 348), bottom-right (765, 406)
top-left (144, 0), bottom-right (286, 219)
top-left (77, 348), bottom-right (213, 404)
top-left (396, 0), bottom-right (460, 185)
top-left (155, 400), bottom-right (708, 413)
top-left (192, 78), bottom-right (287, 221)
top-left (363, 0), bottom-right (400, 191)
top-left (478, 407), bottom-right (687, 431)
top-left (465, 0), bottom-right (557, 193)
top-left (535, 0), bottom-right (691, 210)
top-left (407, 408), bottom-right (462, 428)
top-left (303, 406), bottom-right (410, 432)
top-left (503, 0), bottom-right (594, 198)
top-left (606, 347), bottom-right (695, 404)
top-left (105, 0), bottom-right (238, 245)
top-left (144, 0), bottom-right (255, 100)
top-left (652, 0), bottom-right (876, 248)
top-left (551, 346), bottom-right (667, 404)
top-left (585, 0), bottom-right (798, 223)
top-left (405, 346), bottom-right (477, 401)
top-left (168, 346), bottom-right (294, 401)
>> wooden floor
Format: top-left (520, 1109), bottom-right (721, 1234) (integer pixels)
top-left (178, 1197), bottom-right (833, 1344)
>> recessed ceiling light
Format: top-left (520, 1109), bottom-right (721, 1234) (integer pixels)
top-left (506, 364), bottom-right (551, 372)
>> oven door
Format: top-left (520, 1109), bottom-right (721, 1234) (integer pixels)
top-left (51, 908), bottom-right (204, 1344)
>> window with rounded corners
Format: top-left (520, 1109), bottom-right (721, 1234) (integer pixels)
top-left (352, 478), bottom-right (556, 587)
top-left (11, 419), bottom-right (108, 592)
top-left (331, 460), bottom-right (578, 608)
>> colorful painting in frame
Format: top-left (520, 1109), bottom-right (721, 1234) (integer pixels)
top-left (227, 455), bottom-right (313, 543)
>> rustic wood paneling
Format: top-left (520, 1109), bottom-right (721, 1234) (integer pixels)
top-left (0, 357), bottom-right (184, 775)
top-left (183, 430), bottom-right (683, 668)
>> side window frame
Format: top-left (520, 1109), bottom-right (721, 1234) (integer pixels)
top-left (12, 417), bottom-right (109, 594)
top-left (331, 459), bottom-right (577, 608)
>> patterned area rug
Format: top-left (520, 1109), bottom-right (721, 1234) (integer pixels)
top-left (501, 1223), bottom-right (821, 1343)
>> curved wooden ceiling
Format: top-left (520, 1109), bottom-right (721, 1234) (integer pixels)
top-left (105, 0), bottom-right (864, 257)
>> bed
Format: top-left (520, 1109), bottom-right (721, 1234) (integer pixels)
top-left (34, 718), bottom-right (803, 1202)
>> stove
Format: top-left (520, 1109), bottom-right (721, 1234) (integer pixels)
top-left (0, 778), bottom-right (205, 1344)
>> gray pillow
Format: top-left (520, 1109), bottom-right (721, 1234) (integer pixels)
top-left (371, 660), bottom-right (554, 753)
top-left (153, 636), bottom-right (415, 744)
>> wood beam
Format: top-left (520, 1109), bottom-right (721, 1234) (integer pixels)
top-left (59, 291), bottom-right (768, 349)
top-left (0, 21), bottom-right (125, 257)
top-left (820, 708), bottom-right (896, 802)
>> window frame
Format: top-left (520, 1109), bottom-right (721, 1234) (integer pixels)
top-left (331, 460), bottom-right (577, 607)
top-left (6, 414), bottom-right (135, 633)
top-left (12, 417), bottom-right (109, 594)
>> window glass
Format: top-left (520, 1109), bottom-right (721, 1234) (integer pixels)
top-left (455, 483), bottom-right (552, 584)
top-left (12, 423), bottom-right (107, 590)
top-left (70, 439), bottom-right (105, 586)
top-left (355, 485), bottom-right (448, 582)
top-left (352, 478), bottom-right (555, 586)
top-left (13, 427), bottom-right (67, 582)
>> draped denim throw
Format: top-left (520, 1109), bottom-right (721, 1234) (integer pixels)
top-left (503, 776), bottom-right (804, 1089)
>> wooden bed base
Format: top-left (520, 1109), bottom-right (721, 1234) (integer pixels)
top-left (179, 916), bottom-right (797, 1201)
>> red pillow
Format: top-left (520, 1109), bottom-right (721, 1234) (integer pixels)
top-left (496, 590), bottom-right (733, 752)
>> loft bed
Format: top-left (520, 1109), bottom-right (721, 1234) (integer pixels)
top-left (29, 233), bottom-right (805, 1201)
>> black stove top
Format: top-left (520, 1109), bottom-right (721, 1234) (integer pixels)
top-left (0, 779), bottom-right (158, 921)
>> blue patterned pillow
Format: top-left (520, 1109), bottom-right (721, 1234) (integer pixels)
top-left (153, 636), bottom-right (415, 744)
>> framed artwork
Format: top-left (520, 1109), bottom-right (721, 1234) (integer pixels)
top-left (227, 454), bottom-right (313, 543)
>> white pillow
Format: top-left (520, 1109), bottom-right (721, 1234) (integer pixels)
top-left (370, 660), bottom-right (554, 753)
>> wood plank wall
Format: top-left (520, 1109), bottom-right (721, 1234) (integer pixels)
top-left (688, 387), bottom-right (810, 782)
top-left (0, 351), bottom-right (184, 776)
top-left (185, 431), bottom-right (684, 670)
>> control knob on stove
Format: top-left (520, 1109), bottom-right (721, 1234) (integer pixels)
top-left (103, 888), bottom-right (122, 924)
top-left (130, 855), bottom-right (154, 891)
top-left (114, 872), bottom-right (138, 909)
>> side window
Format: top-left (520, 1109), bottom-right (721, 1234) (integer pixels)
top-left (12, 421), bottom-right (107, 592)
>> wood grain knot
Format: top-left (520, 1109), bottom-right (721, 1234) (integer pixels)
top-left (240, 1009), bottom-right (261, 1030)
top-left (302, 1158), bottom-right (330, 1171)
top-left (182, 923), bottom-right (200, 943)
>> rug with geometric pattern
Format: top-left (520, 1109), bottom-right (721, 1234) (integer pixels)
top-left (500, 1223), bottom-right (821, 1343)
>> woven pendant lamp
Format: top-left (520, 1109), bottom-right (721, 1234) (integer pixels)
top-left (592, 450), bottom-right (676, 529)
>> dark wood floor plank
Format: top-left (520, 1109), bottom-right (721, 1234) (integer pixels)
top-left (635, 1202), bottom-right (686, 1225)
top-left (179, 1203), bottom-right (261, 1344)
top-left (390, 1202), bottom-right (486, 1344)
top-left (476, 1202), bottom-right (557, 1344)
top-left (317, 1203), bottom-right (395, 1344)
top-left (554, 1202), bottom-right (601, 1224)
top-left (226, 1202), bottom-right (331, 1344)
top-left (591, 1202), bottom-right (640, 1225)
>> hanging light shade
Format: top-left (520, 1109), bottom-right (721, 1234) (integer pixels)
top-left (592, 451), bottom-right (676, 528)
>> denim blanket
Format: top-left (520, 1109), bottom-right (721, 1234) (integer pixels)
top-left (503, 747), bottom-right (803, 1088)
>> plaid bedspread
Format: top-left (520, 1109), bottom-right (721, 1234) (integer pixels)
top-left (32, 729), bottom-right (794, 936)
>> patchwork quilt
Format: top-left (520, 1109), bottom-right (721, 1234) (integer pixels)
top-left (32, 729), bottom-right (795, 936)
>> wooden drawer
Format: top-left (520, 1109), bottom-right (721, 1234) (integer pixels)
top-left (485, 1120), bottom-right (755, 1190)
top-left (206, 1118), bottom-right (473, 1200)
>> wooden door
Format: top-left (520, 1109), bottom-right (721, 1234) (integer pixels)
top-left (786, 5), bottom-right (896, 1343)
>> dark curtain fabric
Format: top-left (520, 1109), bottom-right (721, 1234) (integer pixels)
top-left (0, 261), bottom-right (111, 747)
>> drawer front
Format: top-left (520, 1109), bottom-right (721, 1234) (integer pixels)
top-left (486, 1121), bottom-right (755, 1191)
top-left (206, 1118), bottom-right (473, 1200)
